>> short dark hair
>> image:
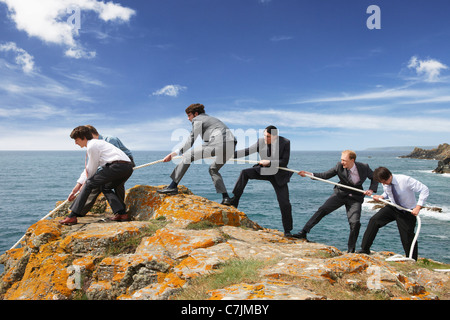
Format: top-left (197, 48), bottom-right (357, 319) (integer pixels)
top-left (70, 126), bottom-right (93, 140)
top-left (85, 125), bottom-right (99, 136)
top-left (264, 125), bottom-right (278, 136)
top-left (185, 103), bottom-right (205, 115)
top-left (373, 167), bottom-right (392, 182)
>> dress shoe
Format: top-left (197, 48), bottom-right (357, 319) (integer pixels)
top-left (221, 197), bottom-right (232, 206)
top-left (157, 186), bottom-right (178, 195)
top-left (292, 231), bottom-right (307, 240)
top-left (229, 196), bottom-right (239, 208)
top-left (356, 249), bottom-right (371, 255)
top-left (59, 216), bottom-right (77, 225)
top-left (110, 213), bottom-right (130, 222)
top-left (284, 231), bottom-right (293, 238)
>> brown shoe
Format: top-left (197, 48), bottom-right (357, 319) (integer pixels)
top-left (110, 214), bottom-right (129, 222)
top-left (59, 216), bottom-right (77, 225)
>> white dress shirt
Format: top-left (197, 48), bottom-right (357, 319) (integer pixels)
top-left (77, 139), bottom-right (131, 185)
top-left (381, 174), bottom-right (429, 210)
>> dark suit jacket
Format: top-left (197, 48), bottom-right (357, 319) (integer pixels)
top-left (313, 162), bottom-right (378, 202)
top-left (234, 136), bottom-right (294, 186)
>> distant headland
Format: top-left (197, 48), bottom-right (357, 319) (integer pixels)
top-left (399, 143), bottom-right (450, 174)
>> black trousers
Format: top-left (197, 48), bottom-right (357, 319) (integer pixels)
top-left (301, 193), bottom-right (362, 252)
top-left (232, 167), bottom-right (293, 233)
top-left (70, 162), bottom-right (133, 217)
top-left (70, 157), bottom-right (135, 217)
top-left (360, 206), bottom-right (418, 260)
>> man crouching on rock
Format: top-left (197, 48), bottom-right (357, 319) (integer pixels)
top-left (59, 126), bottom-right (134, 225)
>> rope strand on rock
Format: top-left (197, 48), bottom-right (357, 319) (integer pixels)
top-left (9, 156), bottom-right (421, 261)
top-left (230, 158), bottom-right (421, 261)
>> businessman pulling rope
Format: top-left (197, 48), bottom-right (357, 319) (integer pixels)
top-left (10, 156), bottom-right (425, 262)
top-left (231, 158), bottom-right (424, 261)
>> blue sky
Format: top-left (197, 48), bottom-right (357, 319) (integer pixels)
top-left (0, 0), bottom-right (449, 151)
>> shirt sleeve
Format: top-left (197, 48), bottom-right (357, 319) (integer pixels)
top-left (234, 140), bottom-right (259, 159)
top-left (407, 176), bottom-right (429, 206)
top-left (179, 119), bottom-right (202, 154)
top-left (76, 170), bottom-right (87, 185)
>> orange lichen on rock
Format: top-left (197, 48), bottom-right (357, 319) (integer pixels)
top-left (1, 185), bottom-right (448, 301)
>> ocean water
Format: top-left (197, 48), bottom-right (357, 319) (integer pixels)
top-left (1, 150), bottom-right (449, 273)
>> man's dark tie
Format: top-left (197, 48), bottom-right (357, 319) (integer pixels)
top-left (391, 183), bottom-right (402, 207)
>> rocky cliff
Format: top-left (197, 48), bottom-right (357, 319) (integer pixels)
top-left (1, 185), bottom-right (449, 300)
top-left (400, 143), bottom-right (450, 160)
top-left (433, 158), bottom-right (450, 174)
top-left (400, 143), bottom-right (450, 174)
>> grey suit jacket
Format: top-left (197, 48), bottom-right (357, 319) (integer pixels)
top-left (313, 161), bottom-right (378, 202)
top-left (179, 113), bottom-right (235, 154)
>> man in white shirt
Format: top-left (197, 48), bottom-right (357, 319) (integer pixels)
top-left (68, 125), bottom-right (135, 217)
top-left (357, 167), bottom-right (429, 260)
top-left (59, 126), bottom-right (134, 225)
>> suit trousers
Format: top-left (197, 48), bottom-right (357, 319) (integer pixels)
top-left (360, 206), bottom-right (418, 260)
top-left (70, 157), bottom-right (135, 216)
top-left (69, 184), bottom-right (125, 217)
top-left (70, 162), bottom-right (133, 217)
top-left (171, 140), bottom-right (235, 194)
top-left (302, 193), bottom-right (362, 252)
top-left (232, 167), bottom-right (293, 233)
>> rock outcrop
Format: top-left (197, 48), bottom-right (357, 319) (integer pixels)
top-left (400, 143), bottom-right (450, 160)
top-left (1, 185), bottom-right (449, 300)
top-left (400, 143), bottom-right (450, 174)
top-left (433, 157), bottom-right (450, 174)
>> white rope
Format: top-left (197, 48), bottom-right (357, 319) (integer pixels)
top-left (8, 156), bottom-right (423, 260)
top-left (10, 192), bottom-right (80, 250)
top-left (10, 156), bottom-right (179, 250)
top-left (231, 158), bottom-right (421, 261)
top-left (133, 156), bottom-right (182, 170)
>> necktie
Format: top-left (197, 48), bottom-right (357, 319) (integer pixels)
top-left (348, 168), bottom-right (359, 184)
top-left (391, 183), bottom-right (402, 207)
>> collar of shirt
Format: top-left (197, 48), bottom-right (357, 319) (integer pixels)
top-left (347, 164), bottom-right (360, 183)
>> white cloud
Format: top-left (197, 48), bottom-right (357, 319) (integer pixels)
top-left (217, 109), bottom-right (450, 133)
top-left (0, 0), bottom-right (135, 59)
top-left (152, 84), bottom-right (187, 97)
top-left (0, 105), bottom-right (68, 119)
top-left (408, 56), bottom-right (448, 82)
top-left (0, 42), bottom-right (35, 73)
top-left (292, 87), bottom-right (435, 104)
top-left (270, 35), bottom-right (293, 42)
top-left (0, 116), bottom-right (187, 150)
top-left (65, 47), bottom-right (96, 59)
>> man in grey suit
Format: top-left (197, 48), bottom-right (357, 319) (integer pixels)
top-left (293, 150), bottom-right (378, 253)
top-left (158, 103), bottom-right (236, 205)
top-left (231, 126), bottom-right (294, 236)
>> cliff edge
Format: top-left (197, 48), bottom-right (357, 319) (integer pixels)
top-left (400, 143), bottom-right (450, 160)
top-left (400, 143), bottom-right (450, 174)
top-left (1, 185), bottom-right (449, 300)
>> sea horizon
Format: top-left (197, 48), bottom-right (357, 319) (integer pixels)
top-left (1, 150), bottom-right (449, 268)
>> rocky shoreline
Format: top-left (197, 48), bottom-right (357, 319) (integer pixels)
top-left (1, 185), bottom-right (449, 300)
top-left (399, 143), bottom-right (450, 174)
